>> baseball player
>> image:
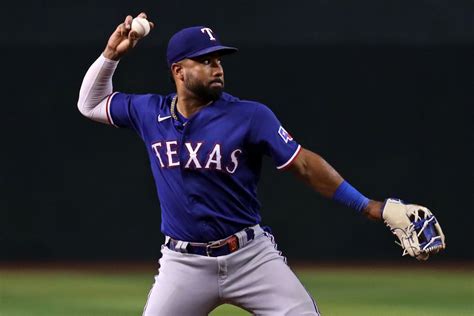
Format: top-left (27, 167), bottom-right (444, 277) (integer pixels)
top-left (77, 13), bottom-right (445, 316)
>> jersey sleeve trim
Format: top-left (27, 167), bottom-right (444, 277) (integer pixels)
top-left (276, 144), bottom-right (302, 170)
top-left (106, 92), bottom-right (119, 128)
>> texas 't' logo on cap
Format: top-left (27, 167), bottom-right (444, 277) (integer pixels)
top-left (201, 27), bottom-right (216, 41)
top-left (166, 26), bottom-right (238, 66)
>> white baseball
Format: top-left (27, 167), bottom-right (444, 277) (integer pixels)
top-left (131, 17), bottom-right (151, 37)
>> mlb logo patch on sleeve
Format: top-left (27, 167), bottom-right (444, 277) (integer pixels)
top-left (278, 126), bottom-right (293, 143)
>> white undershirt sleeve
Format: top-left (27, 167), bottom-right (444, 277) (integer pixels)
top-left (77, 54), bottom-right (119, 124)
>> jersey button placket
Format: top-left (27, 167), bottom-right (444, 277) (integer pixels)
top-left (179, 112), bottom-right (201, 208)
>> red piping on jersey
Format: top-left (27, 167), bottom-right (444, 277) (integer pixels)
top-left (278, 145), bottom-right (302, 171)
top-left (105, 93), bottom-right (113, 125)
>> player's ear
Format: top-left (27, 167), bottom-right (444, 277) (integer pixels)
top-left (171, 63), bottom-right (184, 82)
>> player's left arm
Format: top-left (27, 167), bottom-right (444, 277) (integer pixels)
top-left (286, 147), bottom-right (383, 220)
top-left (287, 147), bottom-right (446, 260)
top-left (252, 102), bottom-right (444, 259)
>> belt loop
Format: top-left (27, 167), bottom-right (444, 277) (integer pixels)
top-left (234, 229), bottom-right (248, 248)
top-left (245, 227), bottom-right (255, 241)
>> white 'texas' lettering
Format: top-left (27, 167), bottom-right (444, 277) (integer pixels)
top-left (151, 141), bottom-right (241, 172)
top-left (166, 141), bottom-right (180, 167)
top-left (151, 142), bottom-right (165, 167)
top-left (205, 144), bottom-right (222, 170)
top-left (201, 27), bottom-right (216, 41)
top-left (225, 149), bottom-right (242, 174)
top-left (184, 142), bottom-right (203, 169)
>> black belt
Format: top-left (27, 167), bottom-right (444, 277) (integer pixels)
top-left (166, 227), bottom-right (256, 257)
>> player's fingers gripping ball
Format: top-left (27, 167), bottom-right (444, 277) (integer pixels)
top-left (382, 198), bottom-right (446, 261)
top-left (131, 17), bottom-right (151, 38)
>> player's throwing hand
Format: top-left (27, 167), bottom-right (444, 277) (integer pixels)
top-left (103, 12), bottom-right (154, 61)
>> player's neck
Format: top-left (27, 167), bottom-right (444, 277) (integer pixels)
top-left (175, 93), bottom-right (213, 118)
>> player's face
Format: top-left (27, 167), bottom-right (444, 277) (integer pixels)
top-left (182, 53), bottom-right (225, 101)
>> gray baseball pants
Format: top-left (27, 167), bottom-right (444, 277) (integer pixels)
top-left (142, 227), bottom-right (320, 315)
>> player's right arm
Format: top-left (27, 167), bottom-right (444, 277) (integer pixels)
top-left (77, 13), bottom-right (153, 124)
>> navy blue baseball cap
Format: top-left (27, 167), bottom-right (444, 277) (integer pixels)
top-left (166, 26), bottom-right (238, 67)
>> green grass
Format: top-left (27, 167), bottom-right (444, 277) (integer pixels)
top-left (0, 266), bottom-right (473, 316)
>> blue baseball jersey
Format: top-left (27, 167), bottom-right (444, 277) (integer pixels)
top-left (108, 92), bottom-right (301, 242)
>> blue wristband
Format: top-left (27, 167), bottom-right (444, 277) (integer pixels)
top-left (332, 180), bottom-right (369, 213)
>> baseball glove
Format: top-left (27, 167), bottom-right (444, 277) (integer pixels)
top-left (382, 198), bottom-right (446, 261)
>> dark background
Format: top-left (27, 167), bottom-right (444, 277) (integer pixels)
top-left (1, 1), bottom-right (472, 262)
